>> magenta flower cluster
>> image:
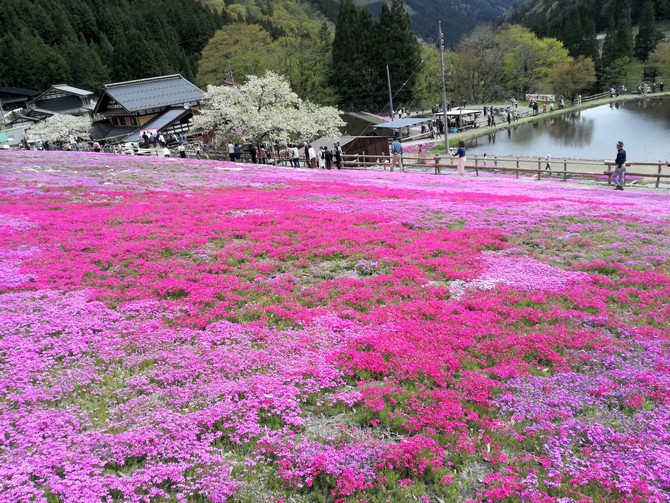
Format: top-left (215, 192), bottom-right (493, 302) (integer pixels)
top-left (1, 150), bottom-right (669, 502)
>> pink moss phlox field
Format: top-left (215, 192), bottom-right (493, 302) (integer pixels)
top-left (1, 151), bottom-right (670, 502)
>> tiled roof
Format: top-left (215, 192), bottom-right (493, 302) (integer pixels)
top-left (52, 85), bottom-right (93, 97)
top-left (89, 123), bottom-right (137, 142)
top-left (124, 108), bottom-right (190, 142)
top-left (102, 75), bottom-right (204, 112)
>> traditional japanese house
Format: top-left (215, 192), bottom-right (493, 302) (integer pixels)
top-left (6, 84), bottom-right (94, 128)
top-left (90, 74), bottom-right (204, 144)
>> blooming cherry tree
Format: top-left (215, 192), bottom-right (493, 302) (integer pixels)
top-left (196, 71), bottom-right (344, 145)
top-left (29, 114), bottom-right (91, 144)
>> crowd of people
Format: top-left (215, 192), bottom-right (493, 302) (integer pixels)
top-left (285, 142), bottom-right (343, 170)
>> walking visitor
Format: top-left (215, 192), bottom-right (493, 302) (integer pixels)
top-left (390, 138), bottom-right (403, 172)
top-left (456, 140), bottom-right (466, 176)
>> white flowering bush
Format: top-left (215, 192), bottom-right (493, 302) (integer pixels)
top-left (29, 114), bottom-right (91, 144)
top-left (195, 71), bottom-right (345, 145)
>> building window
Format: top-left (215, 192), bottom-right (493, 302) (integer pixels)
top-left (130, 117), bottom-right (138, 126)
top-left (111, 117), bottom-right (118, 125)
top-left (119, 117), bottom-right (126, 125)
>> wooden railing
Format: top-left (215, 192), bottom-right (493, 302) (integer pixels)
top-left (340, 153), bottom-right (670, 188)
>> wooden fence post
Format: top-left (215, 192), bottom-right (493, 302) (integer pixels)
top-left (515, 158), bottom-right (520, 179)
top-left (563, 159), bottom-right (567, 181)
top-left (657, 161), bottom-right (663, 188)
top-left (537, 157), bottom-right (542, 180)
top-left (434, 155), bottom-right (440, 175)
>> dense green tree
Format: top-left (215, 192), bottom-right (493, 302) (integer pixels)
top-left (331, 0), bottom-right (364, 106)
top-left (614, 0), bottom-right (635, 60)
top-left (635, 0), bottom-right (663, 61)
top-left (0, 34), bottom-right (22, 88)
top-left (113, 30), bottom-right (164, 81)
top-left (331, 0), bottom-right (420, 110)
top-left (451, 25), bottom-right (505, 103)
top-left (65, 36), bottom-right (108, 91)
top-left (547, 56), bottom-right (597, 98)
top-left (377, 0), bottom-right (421, 108)
top-left (557, 7), bottom-right (584, 58)
top-left (197, 24), bottom-right (276, 87)
top-left (601, 16), bottom-right (619, 69)
top-left (23, 34), bottom-right (71, 89)
top-left (354, 8), bottom-right (385, 107)
top-left (647, 42), bottom-right (670, 81)
top-left (499, 25), bottom-right (571, 96)
top-left (413, 44), bottom-right (444, 109)
top-left (275, 21), bottom-right (335, 104)
top-left (600, 56), bottom-right (643, 88)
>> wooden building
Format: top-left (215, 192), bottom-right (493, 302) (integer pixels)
top-left (6, 84), bottom-right (94, 128)
top-left (0, 87), bottom-right (39, 114)
top-left (90, 74), bottom-right (204, 143)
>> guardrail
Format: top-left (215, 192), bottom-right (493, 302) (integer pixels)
top-left (339, 153), bottom-right (670, 187)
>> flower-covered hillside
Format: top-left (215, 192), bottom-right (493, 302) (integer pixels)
top-left (1, 151), bottom-right (669, 503)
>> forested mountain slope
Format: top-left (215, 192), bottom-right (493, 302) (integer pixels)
top-left (354, 0), bottom-right (518, 44)
top-left (506, 0), bottom-right (670, 34)
top-left (0, 0), bottom-right (223, 91)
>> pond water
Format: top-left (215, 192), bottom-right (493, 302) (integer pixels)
top-left (465, 97), bottom-right (670, 161)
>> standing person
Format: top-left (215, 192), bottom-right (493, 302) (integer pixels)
top-left (612, 141), bottom-right (627, 190)
top-left (308, 144), bottom-right (317, 168)
top-left (234, 143), bottom-right (241, 161)
top-left (325, 147), bottom-right (333, 170)
top-left (259, 144), bottom-right (267, 164)
top-left (178, 144), bottom-right (186, 158)
top-left (291, 145), bottom-right (300, 167)
top-left (249, 144), bottom-right (257, 164)
top-left (319, 147), bottom-right (326, 169)
top-left (227, 143), bottom-right (235, 161)
top-left (303, 142), bottom-right (310, 168)
top-left (545, 154), bottom-right (552, 170)
top-left (334, 143), bottom-right (342, 170)
top-left (456, 140), bottom-right (466, 176)
top-left (390, 138), bottom-right (403, 172)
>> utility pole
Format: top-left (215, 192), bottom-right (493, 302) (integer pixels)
top-left (386, 65), bottom-right (395, 121)
top-left (0, 94), bottom-right (6, 127)
top-left (439, 21), bottom-right (449, 154)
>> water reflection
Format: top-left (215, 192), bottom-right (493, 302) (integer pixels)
top-left (467, 97), bottom-right (670, 160)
